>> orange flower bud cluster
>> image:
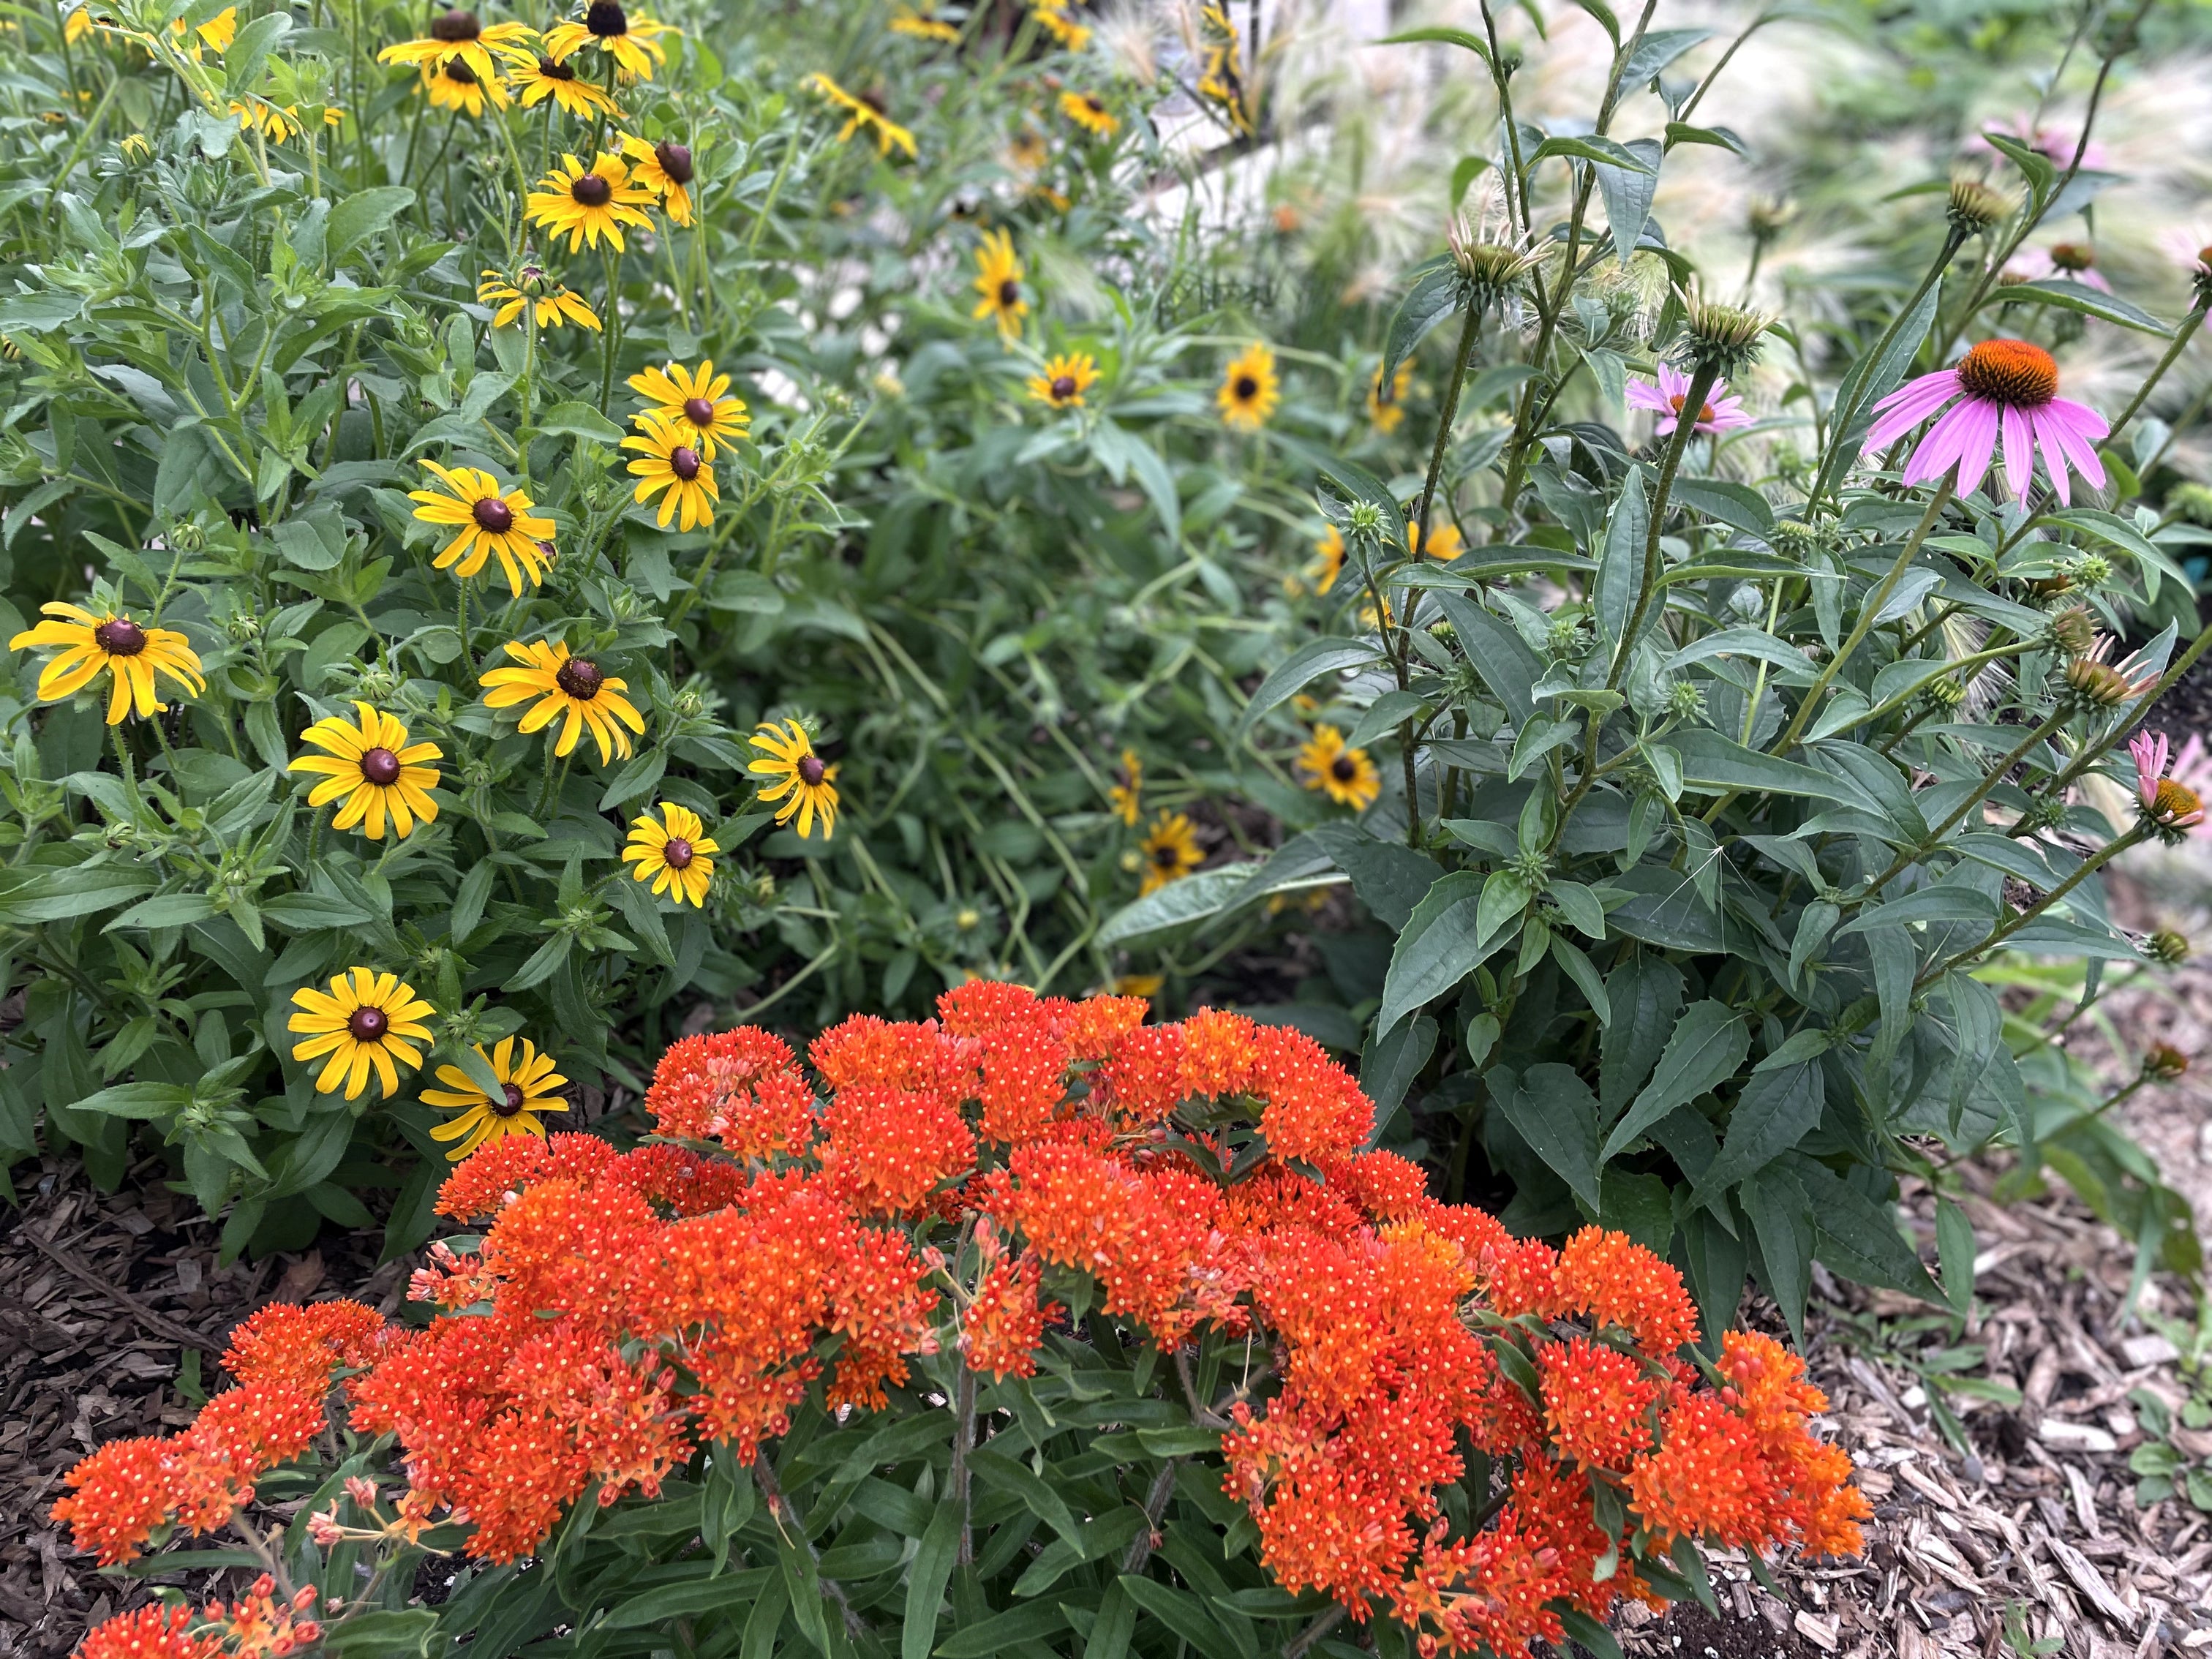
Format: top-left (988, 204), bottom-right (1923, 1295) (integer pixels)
top-left (59, 982), bottom-right (1862, 1659)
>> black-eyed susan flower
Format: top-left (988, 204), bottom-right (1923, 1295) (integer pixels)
top-left (628, 359), bottom-right (748, 456)
top-left (1008, 127), bottom-right (1049, 173)
top-left (510, 53), bottom-right (622, 117)
top-left (748, 718), bottom-right (839, 840)
top-left (376, 7), bottom-right (536, 86)
top-left (1107, 748), bottom-right (1142, 826)
top-left (422, 1037), bottom-right (568, 1159)
top-left (624, 802), bottom-right (718, 906)
top-left (478, 265), bottom-right (602, 331)
top-left (889, 4), bottom-right (960, 42)
top-left (622, 411), bottom-right (718, 530)
top-left (1218, 342), bottom-right (1279, 431)
top-left (1296, 725), bottom-right (1381, 811)
top-left (805, 72), bottom-right (917, 159)
top-left (543, 0), bottom-right (673, 80)
top-left (230, 99), bottom-right (339, 140)
top-left (9, 603), bottom-right (204, 725)
top-left (288, 968), bottom-right (435, 1102)
top-left (1312, 524), bottom-right (1345, 594)
top-left (479, 639), bottom-right (645, 764)
top-left (407, 459), bottom-right (556, 592)
top-left (171, 4), bottom-right (236, 57)
top-left (1026, 352), bottom-right (1098, 409)
top-left (1138, 810), bottom-right (1203, 894)
top-left (1368, 359), bottom-right (1412, 433)
top-left (118, 132), bottom-right (153, 162)
top-left (290, 703), bottom-right (443, 840)
top-left (1405, 516), bottom-right (1464, 561)
top-left (618, 132), bottom-right (695, 226)
top-left (1032, 1), bottom-right (1091, 49)
top-left (971, 228), bottom-right (1027, 341)
top-left (422, 56), bottom-right (508, 116)
top-left (526, 151), bottom-right (655, 253)
top-left (1058, 89), bottom-right (1118, 138)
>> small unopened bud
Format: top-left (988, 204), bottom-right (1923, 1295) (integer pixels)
top-left (2048, 605), bottom-right (2098, 657)
top-left (2143, 1043), bottom-right (2189, 1081)
top-left (2147, 928), bottom-right (2192, 965)
top-left (1672, 288), bottom-right (1773, 377)
top-left (1768, 518), bottom-right (1821, 560)
top-left (2171, 481), bottom-right (2212, 527)
top-left (1667, 682), bottom-right (1707, 721)
top-left (1925, 674), bottom-right (1966, 709)
top-left (1948, 178), bottom-right (2013, 235)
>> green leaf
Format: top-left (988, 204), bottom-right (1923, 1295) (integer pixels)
top-left (1621, 26), bottom-right (1713, 83)
top-left (1991, 279), bottom-right (2169, 336)
top-left (1790, 1154), bottom-right (1941, 1298)
top-left (1663, 121), bottom-right (1747, 154)
top-left (1381, 258), bottom-right (1462, 391)
top-left (108, 891), bottom-right (219, 930)
top-left (1494, 1064), bottom-right (1603, 1213)
top-left (222, 10), bottom-right (291, 94)
top-left (1377, 871), bottom-right (1507, 1036)
top-left (1669, 729), bottom-right (1852, 799)
top-left (1594, 464), bottom-right (1648, 654)
top-left (903, 1500), bottom-right (961, 1659)
top-left (1083, 1584), bottom-right (1138, 1659)
top-left (594, 1568), bottom-right (775, 1629)
top-left (1550, 933), bottom-right (1612, 1024)
top-left (538, 402), bottom-right (627, 443)
top-left (1377, 25), bottom-right (1492, 64)
top-left (1117, 1575), bottom-right (1233, 1653)
top-left (69, 1083), bottom-right (194, 1120)
top-left (1237, 637), bottom-right (1382, 737)
top-left (1306, 823), bottom-right (1444, 931)
top-left (1669, 477), bottom-right (1775, 537)
top-left (1530, 134), bottom-right (1658, 173)
top-left (1096, 865), bottom-right (1257, 949)
top-left (1744, 1165), bottom-right (1815, 1344)
top-left (1600, 955), bottom-right (1684, 1116)
top-left (934, 1603), bottom-right (1067, 1658)
top-left (1936, 1195), bottom-right (1975, 1317)
top-left (1560, 1607), bottom-right (1626, 1659)
top-left (1698, 1060), bottom-right (1821, 1198)
top-left (1601, 1001), bottom-right (1748, 1162)
top-left (0, 862), bottom-right (157, 925)
top-left (321, 1609), bottom-right (438, 1659)
top-left (1590, 138), bottom-right (1663, 265)
top-left (1361, 1015), bottom-right (1437, 1121)
top-left (967, 1446), bottom-right (1082, 1544)
top-left (326, 187), bottom-right (416, 263)
top-left (1434, 592), bottom-right (1542, 724)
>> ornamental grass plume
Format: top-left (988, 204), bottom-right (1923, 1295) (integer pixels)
top-left (59, 989), bottom-right (1863, 1659)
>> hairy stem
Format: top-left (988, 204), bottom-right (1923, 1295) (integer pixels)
top-left (1607, 361), bottom-right (1718, 689)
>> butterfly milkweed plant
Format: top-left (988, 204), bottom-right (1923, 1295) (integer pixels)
top-left (56, 987), bottom-right (1863, 1659)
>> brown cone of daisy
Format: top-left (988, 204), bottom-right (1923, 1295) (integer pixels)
top-left (287, 968), bottom-right (436, 1102)
top-left (480, 639), bottom-right (647, 764)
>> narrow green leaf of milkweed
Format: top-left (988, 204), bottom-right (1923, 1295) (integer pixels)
top-left (901, 1500), bottom-right (961, 1659)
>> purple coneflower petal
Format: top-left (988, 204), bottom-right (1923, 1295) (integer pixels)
top-left (1625, 381), bottom-right (1670, 413)
top-left (1900, 397), bottom-right (1979, 485)
top-left (2028, 408), bottom-right (2072, 505)
top-left (1864, 373), bottom-right (1963, 452)
top-left (2045, 398), bottom-right (2108, 490)
top-left (1869, 368), bottom-right (1960, 419)
top-left (1999, 405), bottom-right (2034, 500)
top-left (1656, 363), bottom-right (1690, 400)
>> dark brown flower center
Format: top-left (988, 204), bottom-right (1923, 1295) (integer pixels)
top-left (998, 279), bottom-right (1020, 307)
top-left (554, 657), bottom-right (603, 699)
top-left (669, 445), bottom-right (701, 481)
top-left (2050, 243), bottom-right (2094, 271)
top-left (443, 58), bottom-right (479, 84)
top-left (655, 140), bottom-right (693, 184)
top-left (1331, 755), bottom-right (1357, 782)
top-left (1050, 375), bottom-right (1076, 400)
top-left (798, 754), bottom-right (827, 786)
top-left (347, 1006), bottom-right (389, 1041)
top-left (2199, 244), bottom-right (2212, 270)
top-left (360, 747), bottom-right (402, 786)
top-left (1234, 375), bottom-right (1257, 400)
top-left (1153, 843), bottom-right (1181, 867)
top-left (663, 837), bottom-right (693, 870)
top-left (94, 617), bottom-right (147, 657)
top-left (585, 0), bottom-right (627, 37)
top-left (682, 395), bottom-right (716, 426)
top-left (493, 1082), bottom-right (527, 1116)
top-left (430, 9), bottom-right (480, 42)
top-left (571, 171), bottom-right (612, 207)
top-left (1955, 339), bottom-right (2058, 407)
top-left (537, 55), bottom-right (574, 79)
top-left (473, 495), bottom-right (514, 533)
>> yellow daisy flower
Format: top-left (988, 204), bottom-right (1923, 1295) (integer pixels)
top-left (1138, 811), bottom-right (1203, 895)
top-left (375, 7), bottom-right (537, 86)
top-left (1008, 127), bottom-right (1049, 172)
top-left (971, 228), bottom-right (1026, 341)
top-left (525, 150), bottom-right (656, 253)
top-left (422, 56), bottom-right (508, 116)
top-left (287, 968), bottom-right (436, 1102)
top-left (543, 0), bottom-right (673, 81)
top-left (1028, 351), bottom-right (1099, 408)
top-left (1295, 725), bottom-right (1381, 811)
top-left (1312, 523), bottom-right (1345, 594)
top-left (407, 459), bottom-right (557, 593)
top-left (889, 7), bottom-right (960, 42)
top-left (627, 359), bottom-right (748, 457)
top-left (805, 72), bottom-right (917, 158)
top-left (172, 4), bottom-right (236, 56)
top-left (510, 53), bottom-right (622, 118)
top-left (64, 8), bottom-right (94, 45)
top-left (748, 718), bottom-right (839, 841)
top-left (624, 802), bottom-right (718, 906)
top-left (1217, 341), bottom-right (1279, 431)
top-left (477, 266), bottom-right (602, 331)
top-left (422, 1037), bottom-right (568, 1160)
top-left (622, 411), bottom-right (718, 531)
top-left (1107, 748), bottom-right (1142, 826)
top-left (290, 702), bottom-right (443, 841)
top-left (1032, 1), bottom-right (1091, 49)
top-left (230, 99), bottom-right (330, 140)
top-left (9, 603), bottom-right (203, 726)
top-left (1405, 516), bottom-right (1464, 561)
top-left (1058, 89), bottom-right (1118, 138)
top-left (618, 132), bottom-right (695, 226)
top-left (479, 639), bottom-right (647, 764)
top-left (1368, 359), bottom-right (1412, 433)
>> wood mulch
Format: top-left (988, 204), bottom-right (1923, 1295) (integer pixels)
top-left (3, 1162), bottom-right (2210, 1659)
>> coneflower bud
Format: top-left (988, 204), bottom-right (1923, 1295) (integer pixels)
top-left (2147, 928), bottom-right (2192, 965)
top-left (2143, 1043), bottom-right (2189, 1082)
top-left (1747, 195), bottom-right (1795, 243)
top-left (2171, 481), bottom-right (2212, 526)
top-left (1667, 682), bottom-right (1708, 721)
top-left (1767, 518), bottom-right (1822, 560)
top-left (2064, 655), bottom-right (2138, 707)
top-left (1445, 211), bottom-right (1543, 309)
top-left (1947, 178), bottom-right (2012, 236)
top-left (1672, 290), bottom-right (1772, 377)
top-left (2047, 605), bottom-right (2097, 657)
top-left (1925, 674), bottom-right (1966, 710)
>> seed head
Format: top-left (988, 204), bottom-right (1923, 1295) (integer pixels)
top-left (1445, 192), bottom-right (1544, 311)
top-left (1924, 674), bottom-right (1966, 710)
top-left (1947, 178), bottom-right (2013, 236)
top-left (1767, 518), bottom-right (1823, 561)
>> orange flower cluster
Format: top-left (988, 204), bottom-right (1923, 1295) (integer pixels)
top-left (59, 985), bottom-right (1862, 1659)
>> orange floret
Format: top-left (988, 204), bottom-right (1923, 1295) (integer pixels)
top-left (1554, 1226), bottom-right (1700, 1352)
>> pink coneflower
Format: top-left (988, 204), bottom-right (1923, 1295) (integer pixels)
top-left (2008, 242), bottom-right (2113, 293)
top-left (2129, 729), bottom-right (2211, 836)
top-left (1863, 338), bottom-right (2108, 504)
top-left (1626, 362), bottom-right (1752, 437)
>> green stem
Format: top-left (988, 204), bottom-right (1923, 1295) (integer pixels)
top-left (1807, 227), bottom-right (1967, 510)
top-left (1412, 300), bottom-right (1485, 560)
top-left (1859, 705), bottom-right (2069, 898)
top-left (2104, 301), bottom-right (2209, 452)
top-left (1919, 821), bottom-right (2151, 988)
top-left (1608, 361), bottom-right (1718, 689)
